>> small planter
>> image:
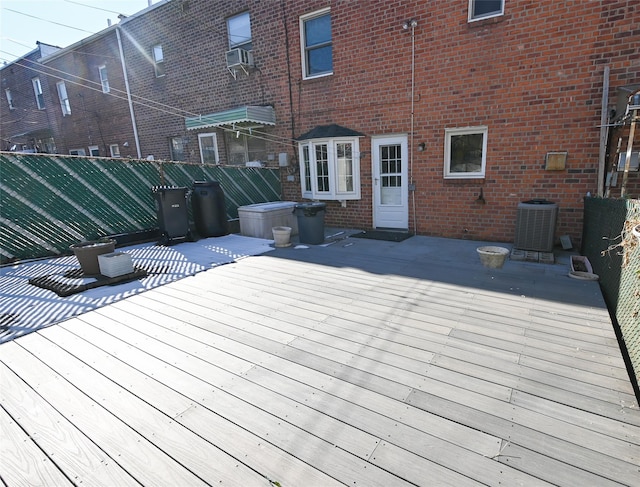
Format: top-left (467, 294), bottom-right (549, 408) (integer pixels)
top-left (477, 246), bottom-right (510, 269)
top-left (70, 239), bottom-right (116, 275)
top-left (272, 226), bottom-right (292, 248)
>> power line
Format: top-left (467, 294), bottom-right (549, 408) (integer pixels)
top-left (62, 0), bottom-right (127, 16)
top-left (3, 50), bottom-right (298, 149)
top-left (3, 8), bottom-right (95, 34)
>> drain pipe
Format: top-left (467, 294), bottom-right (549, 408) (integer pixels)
top-left (403, 19), bottom-right (418, 235)
top-left (116, 26), bottom-right (142, 159)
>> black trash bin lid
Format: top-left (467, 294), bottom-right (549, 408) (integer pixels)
top-left (522, 199), bottom-right (554, 204)
top-left (193, 180), bottom-right (220, 188)
top-left (295, 202), bottom-right (326, 216)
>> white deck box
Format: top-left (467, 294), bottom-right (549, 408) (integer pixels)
top-left (238, 201), bottom-right (298, 239)
top-left (98, 252), bottom-right (134, 277)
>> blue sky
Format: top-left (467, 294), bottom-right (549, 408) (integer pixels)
top-left (1, 0), bottom-right (157, 64)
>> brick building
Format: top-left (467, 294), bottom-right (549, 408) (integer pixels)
top-left (38, 26), bottom-right (139, 159)
top-left (0, 42), bottom-right (60, 152)
top-left (2, 0), bottom-right (638, 245)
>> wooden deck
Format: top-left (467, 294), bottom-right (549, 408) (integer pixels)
top-left (1, 235), bottom-right (639, 486)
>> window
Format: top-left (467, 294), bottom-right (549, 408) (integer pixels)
top-left (227, 12), bottom-right (252, 51)
top-left (89, 145), bottom-right (100, 156)
top-left (298, 137), bottom-right (360, 200)
top-left (56, 81), bottom-right (71, 116)
top-left (152, 45), bottom-right (165, 77)
top-left (469, 0), bottom-right (504, 21)
top-left (170, 136), bottom-right (187, 161)
top-left (99, 65), bottom-right (110, 93)
top-left (444, 126), bottom-right (488, 179)
top-left (198, 133), bottom-right (219, 164)
top-left (224, 131), bottom-right (266, 165)
top-left (110, 144), bottom-right (121, 157)
top-left (300, 8), bottom-right (332, 79)
top-left (5, 89), bottom-right (15, 110)
top-left (69, 148), bottom-right (86, 156)
top-left (32, 77), bottom-right (45, 109)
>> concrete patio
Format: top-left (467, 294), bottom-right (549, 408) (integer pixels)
top-left (1, 230), bottom-right (639, 486)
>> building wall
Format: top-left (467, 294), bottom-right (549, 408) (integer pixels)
top-left (117, 0), bottom-right (292, 163)
top-left (278, 0), bottom-right (640, 243)
top-left (42, 31), bottom-right (138, 158)
top-left (4, 1), bottom-right (638, 245)
top-left (0, 44), bottom-right (60, 152)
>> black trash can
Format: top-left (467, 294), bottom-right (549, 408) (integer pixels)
top-left (294, 202), bottom-right (326, 244)
top-left (191, 181), bottom-right (228, 237)
top-left (152, 186), bottom-right (190, 244)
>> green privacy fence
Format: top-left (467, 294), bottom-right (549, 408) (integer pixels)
top-left (0, 153), bottom-right (281, 263)
top-left (582, 197), bottom-right (640, 389)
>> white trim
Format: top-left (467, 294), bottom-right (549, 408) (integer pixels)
top-left (468, 0), bottom-right (504, 22)
top-left (198, 133), bottom-right (219, 164)
top-left (88, 145), bottom-right (100, 156)
top-left (98, 65), bottom-right (110, 93)
top-left (298, 136), bottom-right (360, 200)
top-left (32, 77), bottom-right (45, 109)
top-left (227, 11), bottom-right (252, 50)
top-left (444, 126), bottom-right (488, 179)
top-left (152, 44), bottom-right (165, 77)
top-left (56, 81), bottom-right (71, 116)
top-left (300, 7), bottom-right (332, 80)
top-left (5, 89), bottom-right (15, 110)
top-left (372, 135), bottom-right (409, 229)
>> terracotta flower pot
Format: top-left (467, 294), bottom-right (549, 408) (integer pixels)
top-left (272, 226), bottom-right (292, 247)
top-left (477, 246), bottom-right (510, 269)
top-left (70, 239), bottom-right (116, 275)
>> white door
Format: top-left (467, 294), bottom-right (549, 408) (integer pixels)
top-left (372, 136), bottom-right (408, 229)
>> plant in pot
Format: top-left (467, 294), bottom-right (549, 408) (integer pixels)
top-left (70, 238), bottom-right (116, 275)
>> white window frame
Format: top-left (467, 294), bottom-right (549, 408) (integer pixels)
top-left (152, 45), bottom-right (165, 77)
top-left (56, 81), bottom-right (71, 116)
top-left (224, 130), bottom-right (267, 165)
top-left (300, 8), bottom-right (333, 80)
top-left (468, 0), bottom-right (504, 22)
top-left (69, 148), bottom-right (86, 156)
top-left (5, 89), bottom-right (15, 110)
top-left (32, 77), bottom-right (45, 109)
top-left (88, 145), bottom-right (100, 156)
top-left (170, 136), bottom-right (187, 161)
top-left (227, 11), bottom-right (252, 51)
top-left (110, 144), bottom-right (121, 158)
top-left (444, 126), bottom-right (488, 179)
top-left (198, 133), bottom-right (220, 164)
top-left (298, 137), bottom-right (361, 200)
top-left (99, 65), bottom-right (110, 93)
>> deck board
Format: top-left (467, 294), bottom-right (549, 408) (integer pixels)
top-left (1, 340), bottom-right (210, 487)
top-left (2, 238), bottom-right (639, 486)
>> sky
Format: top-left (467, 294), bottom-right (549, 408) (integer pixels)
top-left (0, 0), bottom-right (157, 64)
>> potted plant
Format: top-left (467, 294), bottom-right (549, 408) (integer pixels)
top-left (70, 238), bottom-right (116, 275)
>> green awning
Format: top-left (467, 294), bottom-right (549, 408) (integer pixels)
top-left (186, 105), bottom-right (275, 130)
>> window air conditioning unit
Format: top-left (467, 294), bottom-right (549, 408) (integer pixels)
top-left (226, 48), bottom-right (254, 78)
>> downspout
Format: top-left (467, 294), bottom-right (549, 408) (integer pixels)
top-left (406, 19), bottom-right (418, 235)
top-left (116, 25), bottom-right (142, 159)
top-left (597, 66), bottom-right (610, 197)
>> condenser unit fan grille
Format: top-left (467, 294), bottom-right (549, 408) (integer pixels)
top-left (514, 201), bottom-right (558, 252)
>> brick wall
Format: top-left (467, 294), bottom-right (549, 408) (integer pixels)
top-left (0, 45), bottom-right (59, 152)
top-left (279, 0), bottom-right (640, 244)
top-left (41, 31), bottom-right (138, 158)
top-left (6, 0), bottom-right (637, 246)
